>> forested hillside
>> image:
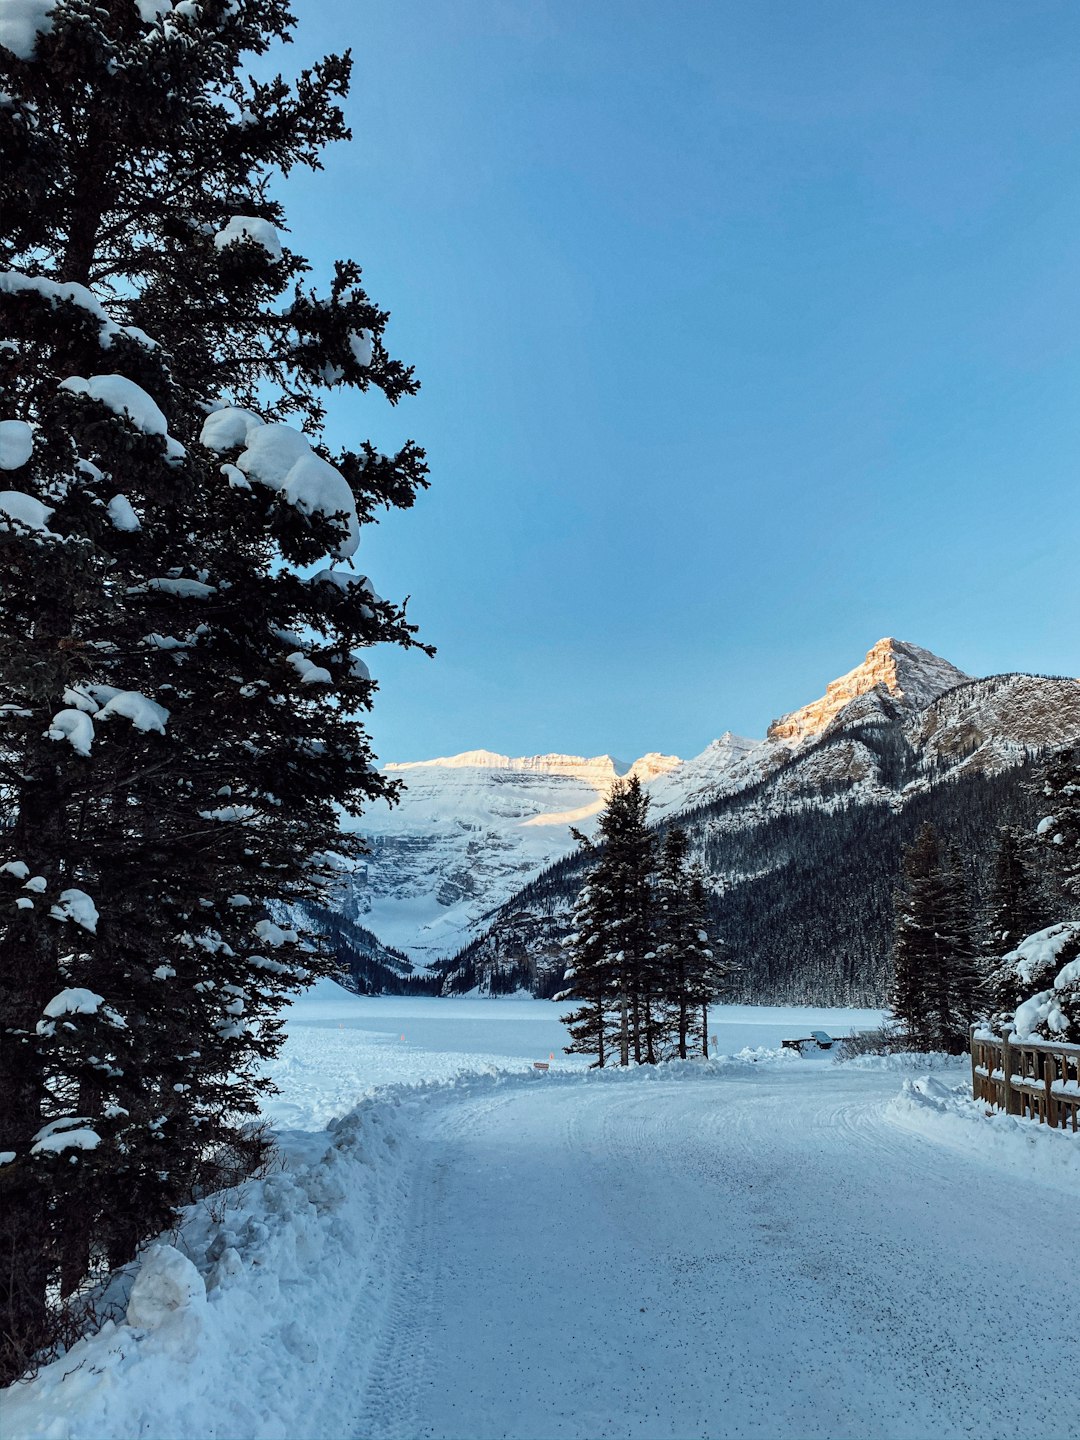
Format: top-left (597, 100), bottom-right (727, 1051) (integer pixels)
top-left (438, 739), bottom-right (1065, 1006)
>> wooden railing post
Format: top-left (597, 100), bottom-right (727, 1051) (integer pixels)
top-left (969, 1025), bottom-right (978, 1103)
top-left (1044, 1055), bottom-right (1057, 1129)
top-left (1002, 1032), bottom-right (1019, 1115)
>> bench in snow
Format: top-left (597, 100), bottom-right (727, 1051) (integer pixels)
top-left (781, 1032), bottom-right (835, 1052)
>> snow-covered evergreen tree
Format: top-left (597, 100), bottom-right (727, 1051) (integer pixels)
top-left (653, 830), bottom-right (732, 1059)
top-left (606, 777), bottom-right (656, 1065)
top-left (654, 827), bottom-right (696, 1058)
top-left (937, 846), bottom-right (980, 1042)
top-left (557, 878), bottom-right (616, 1068)
top-left (889, 825), bottom-right (978, 1052)
top-left (558, 777), bottom-right (655, 1066)
top-left (0, 0), bottom-right (428, 1377)
top-left (1035, 747), bottom-right (1080, 909)
top-left (983, 827), bottom-right (1043, 955)
top-left (683, 862), bottom-right (736, 1058)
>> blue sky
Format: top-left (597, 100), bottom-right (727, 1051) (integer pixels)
top-left (282, 1), bottom-right (1080, 763)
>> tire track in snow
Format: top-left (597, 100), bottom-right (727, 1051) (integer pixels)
top-left (344, 1067), bottom-right (1078, 1440)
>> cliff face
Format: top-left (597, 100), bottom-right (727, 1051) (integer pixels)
top-left (911, 673), bottom-right (1080, 771)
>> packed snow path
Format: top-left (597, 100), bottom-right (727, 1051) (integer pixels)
top-left (337, 1066), bottom-right (1076, 1440)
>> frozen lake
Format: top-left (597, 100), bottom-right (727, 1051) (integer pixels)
top-left (266, 981), bottom-right (885, 1129)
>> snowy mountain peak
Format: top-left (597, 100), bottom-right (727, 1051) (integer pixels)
top-left (385, 750), bottom-right (638, 784)
top-left (625, 752), bottom-right (683, 783)
top-left (704, 731), bottom-right (759, 759)
top-left (767, 638), bottom-right (971, 746)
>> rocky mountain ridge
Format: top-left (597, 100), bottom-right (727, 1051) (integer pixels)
top-left (436, 663), bottom-right (1080, 1003)
top-left (330, 638), bottom-right (1076, 978)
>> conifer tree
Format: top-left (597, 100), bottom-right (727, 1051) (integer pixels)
top-left (1035, 747), bottom-right (1080, 908)
top-left (653, 832), bottom-right (733, 1058)
top-left (556, 877), bottom-right (616, 1068)
top-left (559, 777), bottom-right (656, 1066)
top-left (655, 827), bottom-right (696, 1058)
top-left (983, 827), bottom-right (1042, 955)
top-left (684, 862), bottom-right (736, 1057)
top-left (889, 825), bottom-right (979, 1052)
top-left (938, 846), bottom-right (981, 1041)
top-left (607, 776), bottom-right (656, 1065)
top-left (0, 1), bottom-right (428, 1376)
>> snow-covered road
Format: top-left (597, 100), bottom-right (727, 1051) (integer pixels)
top-left (5, 1016), bottom-right (1077, 1440)
top-left (339, 1065), bottom-right (1076, 1440)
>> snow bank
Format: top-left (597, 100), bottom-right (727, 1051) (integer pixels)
top-left (124, 1244), bottom-right (207, 1364)
top-left (0, 1078), bottom-right (462, 1440)
top-left (888, 1073), bottom-right (1080, 1193)
top-left (838, 1051), bottom-right (964, 1072)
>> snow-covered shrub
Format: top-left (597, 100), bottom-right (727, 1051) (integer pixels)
top-left (833, 1022), bottom-right (909, 1059)
top-left (984, 922), bottom-right (1080, 1042)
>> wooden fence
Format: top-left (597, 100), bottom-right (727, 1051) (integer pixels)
top-left (970, 1026), bottom-right (1080, 1132)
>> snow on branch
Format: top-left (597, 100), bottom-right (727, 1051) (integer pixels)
top-left (201, 406), bottom-right (360, 558)
top-left (0, 271), bottom-right (157, 352)
top-left (0, 420), bottom-right (34, 470)
top-left (60, 374), bottom-right (185, 463)
top-left (213, 216), bottom-right (283, 262)
top-left (0, 490), bottom-right (55, 537)
top-left (30, 1120), bottom-right (101, 1156)
top-left (48, 888), bottom-right (99, 933)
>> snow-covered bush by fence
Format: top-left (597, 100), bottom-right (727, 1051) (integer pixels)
top-left (984, 922), bottom-right (1080, 1043)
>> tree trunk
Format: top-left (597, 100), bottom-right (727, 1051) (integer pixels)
top-left (701, 1003), bottom-right (709, 1058)
top-left (644, 994), bottom-right (657, 1065)
top-left (0, 1163), bottom-right (51, 1385)
top-left (678, 987), bottom-right (688, 1060)
top-left (619, 986), bottom-right (629, 1067)
top-left (59, 135), bottom-right (111, 287)
top-left (59, 1080), bottom-right (102, 1298)
top-left (0, 756), bottom-right (70, 1377)
top-left (0, 914), bottom-right (57, 1382)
